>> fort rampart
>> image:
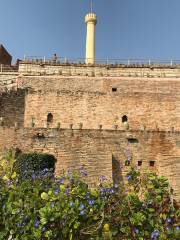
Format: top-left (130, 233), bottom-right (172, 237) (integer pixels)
top-left (0, 62), bottom-right (179, 202)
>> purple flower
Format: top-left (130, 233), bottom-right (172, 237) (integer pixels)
top-left (176, 226), bottom-right (180, 231)
top-left (6, 180), bottom-right (11, 187)
top-left (134, 228), bottom-right (139, 234)
top-left (99, 188), bottom-right (104, 195)
top-left (32, 173), bottom-right (36, 180)
top-left (151, 230), bottom-right (160, 239)
top-left (51, 202), bottom-right (55, 209)
top-left (88, 199), bottom-right (95, 206)
top-left (105, 188), bottom-right (111, 193)
top-left (79, 167), bottom-right (88, 177)
top-left (42, 226), bottom-right (46, 232)
top-left (110, 189), bottom-right (115, 194)
top-left (101, 176), bottom-right (106, 182)
top-left (127, 175), bottom-right (132, 181)
top-left (79, 210), bottom-right (85, 216)
top-left (34, 219), bottom-right (40, 228)
top-left (65, 188), bottom-right (70, 195)
top-left (166, 226), bottom-right (170, 231)
top-left (79, 203), bottom-right (85, 210)
top-left (54, 188), bottom-right (59, 195)
top-left (166, 218), bottom-right (172, 223)
top-left (57, 178), bottom-right (64, 184)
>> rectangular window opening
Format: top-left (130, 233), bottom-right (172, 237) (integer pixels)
top-left (128, 138), bottom-right (139, 144)
top-left (149, 161), bottom-right (155, 167)
top-left (112, 87), bottom-right (117, 92)
top-left (138, 161), bottom-right (142, 166)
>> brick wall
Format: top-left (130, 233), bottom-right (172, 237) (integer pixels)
top-left (24, 83), bottom-right (180, 131)
top-left (0, 89), bottom-right (25, 127)
top-left (0, 127), bottom-right (179, 201)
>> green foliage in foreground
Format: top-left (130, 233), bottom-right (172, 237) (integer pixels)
top-left (0, 167), bottom-right (179, 239)
top-left (13, 152), bottom-right (56, 181)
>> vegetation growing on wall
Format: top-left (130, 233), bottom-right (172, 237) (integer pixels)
top-left (0, 152), bottom-right (179, 240)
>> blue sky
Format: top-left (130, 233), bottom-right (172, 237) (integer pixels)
top-left (0, 0), bottom-right (180, 62)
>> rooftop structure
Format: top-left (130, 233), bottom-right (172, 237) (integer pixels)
top-left (0, 44), bottom-right (12, 65)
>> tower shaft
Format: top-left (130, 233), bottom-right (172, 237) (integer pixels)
top-left (85, 13), bottom-right (97, 64)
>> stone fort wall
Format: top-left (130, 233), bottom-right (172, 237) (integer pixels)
top-left (21, 76), bottom-right (180, 131)
top-left (0, 89), bottom-right (25, 127)
top-left (19, 62), bottom-right (180, 78)
top-left (0, 127), bottom-right (179, 201)
top-left (0, 63), bottom-right (179, 202)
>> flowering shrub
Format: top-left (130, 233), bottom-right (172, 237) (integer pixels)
top-left (0, 166), bottom-right (179, 239)
top-left (13, 153), bottom-right (56, 181)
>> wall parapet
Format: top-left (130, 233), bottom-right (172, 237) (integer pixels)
top-left (19, 62), bottom-right (180, 78)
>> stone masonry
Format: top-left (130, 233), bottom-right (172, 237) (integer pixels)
top-left (0, 61), bottom-right (179, 202)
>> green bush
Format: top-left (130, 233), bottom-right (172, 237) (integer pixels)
top-left (0, 167), bottom-right (179, 240)
top-left (13, 153), bottom-right (56, 181)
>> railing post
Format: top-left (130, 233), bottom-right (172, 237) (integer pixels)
top-left (149, 59), bottom-right (151, 65)
top-left (0, 64), bottom-right (2, 73)
top-left (106, 57), bottom-right (109, 65)
top-left (170, 59), bottom-right (173, 66)
top-left (43, 56), bottom-right (46, 63)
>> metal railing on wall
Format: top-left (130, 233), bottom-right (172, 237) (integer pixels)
top-left (23, 55), bottom-right (180, 67)
top-left (0, 64), bottom-right (18, 73)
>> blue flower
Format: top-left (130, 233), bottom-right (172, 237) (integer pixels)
top-left (105, 188), bottom-right (111, 193)
top-left (32, 173), bottom-right (36, 180)
top-left (99, 188), bottom-right (104, 195)
top-left (57, 178), bottom-right (64, 184)
top-left (65, 188), bottom-right (70, 194)
top-left (80, 168), bottom-right (88, 177)
top-left (51, 202), bottom-right (55, 209)
top-left (88, 199), bottom-right (95, 206)
top-left (151, 230), bottom-right (160, 239)
top-left (166, 218), bottom-right (172, 223)
top-left (42, 226), bottom-right (46, 232)
top-left (166, 226), bottom-right (170, 231)
top-left (127, 175), bottom-right (132, 181)
top-left (176, 226), bottom-right (180, 231)
top-left (134, 228), bottom-right (139, 234)
top-left (54, 188), bottom-right (59, 195)
top-left (79, 203), bottom-right (85, 210)
top-left (6, 180), bottom-right (11, 186)
top-left (110, 189), bottom-right (115, 194)
top-left (101, 176), bottom-right (106, 182)
top-left (79, 210), bottom-right (85, 216)
top-left (34, 219), bottom-right (40, 228)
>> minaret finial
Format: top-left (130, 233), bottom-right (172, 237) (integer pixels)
top-left (91, 0), bottom-right (93, 13)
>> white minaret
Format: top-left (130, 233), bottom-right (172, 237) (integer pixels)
top-left (85, 1), bottom-right (97, 64)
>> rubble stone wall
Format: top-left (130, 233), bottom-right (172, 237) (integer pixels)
top-left (0, 127), bottom-right (179, 201)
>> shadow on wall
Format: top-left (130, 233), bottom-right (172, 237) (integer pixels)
top-left (112, 154), bottom-right (123, 184)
